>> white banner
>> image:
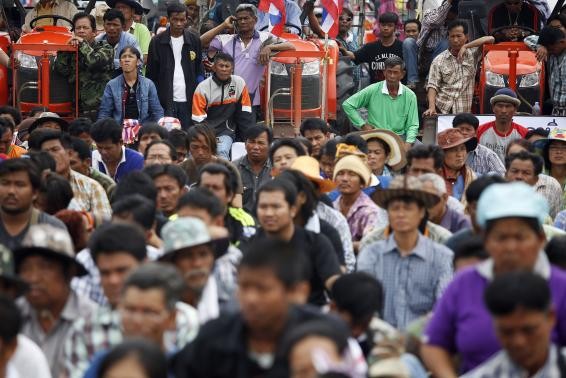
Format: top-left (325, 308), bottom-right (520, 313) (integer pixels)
top-left (437, 115), bottom-right (566, 134)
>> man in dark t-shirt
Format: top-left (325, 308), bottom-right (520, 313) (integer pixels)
top-left (346, 12), bottom-right (404, 83)
top-left (490, 0), bottom-right (538, 42)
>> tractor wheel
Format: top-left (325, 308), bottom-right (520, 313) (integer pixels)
top-left (335, 56), bottom-right (356, 136)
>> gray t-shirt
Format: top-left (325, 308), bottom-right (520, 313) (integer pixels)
top-left (0, 211), bottom-right (67, 251)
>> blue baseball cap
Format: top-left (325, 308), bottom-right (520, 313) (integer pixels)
top-left (476, 182), bottom-right (549, 228)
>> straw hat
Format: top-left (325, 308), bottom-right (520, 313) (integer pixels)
top-left (437, 128), bottom-right (478, 152)
top-left (357, 129), bottom-right (407, 171)
top-left (371, 175), bottom-right (440, 209)
top-left (290, 156), bottom-right (336, 193)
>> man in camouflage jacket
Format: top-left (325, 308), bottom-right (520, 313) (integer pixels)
top-left (54, 12), bottom-right (114, 121)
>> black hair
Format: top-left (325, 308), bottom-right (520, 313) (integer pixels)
top-left (296, 137), bottom-right (313, 155)
top-left (167, 129), bottom-right (189, 150)
top-left (72, 12), bottom-right (96, 31)
top-left (111, 194), bottom-right (157, 231)
top-left (70, 137), bottom-right (92, 161)
top-left (278, 170), bottom-right (317, 222)
top-left (545, 235), bottom-right (566, 269)
top-left (98, 339), bottom-right (168, 378)
top-left (319, 139), bottom-right (338, 159)
top-left (447, 19), bottom-right (468, 34)
top-left (485, 216), bottom-right (543, 236)
top-left (404, 18), bottom-right (421, 32)
top-left (144, 140), bottom-right (178, 161)
top-left (525, 127), bottom-right (550, 140)
top-left (25, 151), bottom-right (56, 173)
top-left (91, 119), bottom-right (123, 144)
top-left (0, 121), bottom-right (12, 139)
top-left (0, 158), bottom-right (42, 190)
top-left (90, 222), bottom-right (147, 263)
top-left (177, 187), bottom-right (225, 218)
top-left (123, 262), bottom-right (186, 310)
top-left (257, 177), bottom-right (298, 209)
top-left (138, 123), bottom-right (169, 141)
top-left (240, 238), bottom-right (310, 287)
top-left (300, 118), bottom-right (330, 136)
top-left (452, 236), bottom-right (489, 268)
top-left (331, 272), bottom-right (383, 326)
top-left (505, 151), bottom-right (543, 176)
top-left (269, 138), bottom-right (306, 163)
top-left (119, 46), bottom-right (141, 60)
top-left (0, 294), bottom-right (21, 344)
top-left (452, 113), bottom-right (480, 130)
top-left (282, 318), bottom-right (350, 358)
top-left (465, 174), bottom-right (506, 203)
top-left (187, 124), bottom-right (217, 154)
top-left (197, 163), bottom-right (238, 195)
top-left (214, 52), bottom-right (235, 65)
top-left (542, 139), bottom-right (566, 171)
top-left (35, 130), bottom-right (72, 150)
top-left (506, 138), bottom-right (534, 155)
top-left (343, 133), bottom-right (368, 154)
top-left (0, 106), bottom-right (21, 127)
top-left (548, 13), bottom-right (566, 29)
top-left (144, 164), bottom-right (187, 188)
top-left (484, 271), bottom-right (551, 316)
top-left (407, 144), bottom-right (445, 170)
top-left (27, 129), bottom-right (54, 151)
top-left (384, 56), bottom-right (405, 70)
top-left (113, 171), bottom-right (157, 202)
top-left (246, 125), bottom-right (273, 145)
top-left (167, 3), bottom-right (187, 17)
top-left (366, 137), bottom-right (391, 157)
top-left (341, 8), bottom-right (353, 18)
top-left (38, 172), bottom-right (74, 215)
top-left (538, 26), bottom-right (565, 47)
top-left (378, 12), bottom-right (398, 25)
top-left (68, 118), bottom-right (92, 137)
top-left (103, 8), bottom-right (125, 24)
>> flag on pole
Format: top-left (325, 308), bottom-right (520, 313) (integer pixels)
top-left (258, 0), bottom-right (287, 36)
top-left (320, 0), bottom-right (343, 38)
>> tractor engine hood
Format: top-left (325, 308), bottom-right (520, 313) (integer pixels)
top-left (18, 26), bottom-right (73, 56)
top-left (484, 47), bottom-right (541, 75)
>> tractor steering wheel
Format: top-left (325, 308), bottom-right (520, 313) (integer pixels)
top-left (260, 23), bottom-right (302, 34)
top-left (490, 25), bottom-right (538, 40)
top-left (29, 15), bottom-right (74, 30)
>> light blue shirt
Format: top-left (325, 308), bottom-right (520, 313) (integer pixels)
top-left (257, 0), bottom-right (302, 34)
top-left (357, 233), bottom-right (453, 329)
top-left (95, 31), bottom-right (142, 69)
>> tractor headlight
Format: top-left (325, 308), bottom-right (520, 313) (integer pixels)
top-left (519, 72), bottom-right (539, 88)
top-left (486, 71), bottom-right (505, 87)
top-left (15, 52), bottom-right (38, 69)
top-left (270, 62), bottom-right (288, 76)
top-left (302, 60), bottom-right (320, 75)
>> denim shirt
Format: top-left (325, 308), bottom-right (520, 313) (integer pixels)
top-left (98, 75), bottom-right (164, 124)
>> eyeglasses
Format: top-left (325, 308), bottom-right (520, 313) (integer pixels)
top-left (549, 145), bottom-right (566, 152)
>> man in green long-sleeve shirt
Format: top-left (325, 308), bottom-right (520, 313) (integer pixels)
top-left (343, 56), bottom-right (419, 148)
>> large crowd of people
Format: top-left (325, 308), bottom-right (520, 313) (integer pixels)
top-left (0, 0), bottom-right (565, 377)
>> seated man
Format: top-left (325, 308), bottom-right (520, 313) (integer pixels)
top-left (23, 0), bottom-right (78, 32)
top-left (192, 53), bottom-right (254, 160)
top-left (490, 0), bottom-right (539, 42)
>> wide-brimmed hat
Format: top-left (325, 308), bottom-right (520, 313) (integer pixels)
top-left (368, 358), bottom-right (410, 378)
top-left (290, 156), bottom-right (336, 193)
top-left (357, 129), bottom-right (407, 171)
top-left (533, 128), bottom-right (566, 151)
top-left (333, 154), bottom-right (372, 188)
top-left (90, 3), bottom-right (110, 32)
top-left (159, 217), bottom-right (229, 261)
top-left (28, 112), bottom-right (69, 133)
top-left (437, 128), bottom-right (478, 152)
top-left (371, 175), bottom-right (440, 209)
top-left (0, 244), bottom-right (29, 297)
top-left (106, 0), bottom-right (145, 15)
top-left (490, 88), bottom-right (521, 108)
top-left (14, 225), bottom-right (87, 277)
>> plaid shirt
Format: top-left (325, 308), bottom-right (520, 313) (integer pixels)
top-left (535, 174), bottom-right (564, 219)
top-left (554, 210), bottom-right (566, 231)
top-left (548, 51), bottom-right (566, 112)
top-left (62, 303), bottom-right (199, 378)
top-left (427, 47), bottom-right (481, 114)
top-left (466, 144), bottom-right (506, 176)
top-left (333, 192), bottom-right (388, 242)
top-left (417, 0), bottom-right (451, 50)
top-left (68, 170), bottom-right (112, 220)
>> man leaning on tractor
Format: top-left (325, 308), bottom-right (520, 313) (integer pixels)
top-left (54, 12), bottom-right (114, 121)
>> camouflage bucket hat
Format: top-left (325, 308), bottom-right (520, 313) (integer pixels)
top-left (0, 244), bottom-right (29, 297)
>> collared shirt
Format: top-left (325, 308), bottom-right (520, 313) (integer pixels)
top-left (89, 168), bottom-right (116, 198)
top-left (555, 210), bottom-right (566, 231)
top-left (440, 206), bottom-right (472, 233)
top-left (68, 170), bottom-right (112, 220)
top-left (234, 155), bottom-right (272, 214)
top-left (127, 22), bottom-right (151, 56)
top-left (360, 221), bottom-right (453, 251)
top-left (342, 81), bottom-right (420, 142)
top-left (333, 191), bottom-right (388, 242)
top-left (23, 0), bottom-right (77, 32)
top-left (462, 345), bottom-right (565, 378)
top-left (548, 51), bottom-right (566, 110)
top-left (357, 233), bottom-right (453, 329)
top-left (466, 144), bottom-right (506, 176)
top-left (535, 174), bottom-right (564, 219)
top-left (417, 0), bottom-right (451, 50)
top-left (18, 291), bottom-right (97, 378)
top-left (427, 47), bottom-right (482, 114)
top-left (316, 202), bottom-right (356, 273)
top-left (91, 146), bottom-right (144, 183)
top-left (96, 31), bottom-right (142, 69)
top-left (209, 31), bottom-right (285, 106)
top-left (63, 302), bottom-right (199, 378)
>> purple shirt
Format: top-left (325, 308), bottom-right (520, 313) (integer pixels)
top-left (333, 191), bottom-right (387, 242)
top-left (440, 206), bottom-right (472, 234)
top-left (209, 31), bottom-right (283, 106)
top-left (424, 256), bottom-right (566, 374)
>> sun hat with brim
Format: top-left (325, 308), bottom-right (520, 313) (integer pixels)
top-left (159, 217), bottom-right (230, 261)
top-left (476, 182), bottom-right (548, 228)
top-left (368, 357), bottom-right (410, 378)
top-left (357, 129), bottom-right (407, 171)
top-left (333, 154), bottom-right (372, 188)
top-left (532, 128), bottom-right (566, 151)
top-left (0, 244), bottom-right (29, 297)
top-left (106, 0), bottom-right (145, 14)
top-left (371, 175), bottom-right (440, 209)
top-left (490, 88), bottom-right (521, 108)
top-left (437, 128), bottom-right (478, 152)
top-left (290, 156), bottom-right (336, 193)
top-left (14, 225), bottom-right (88, 277)
top-left (28, 112), bottom-right (69, 134)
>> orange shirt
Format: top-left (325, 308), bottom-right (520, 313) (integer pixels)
top-left (8, 145), bottom-right (26, 159)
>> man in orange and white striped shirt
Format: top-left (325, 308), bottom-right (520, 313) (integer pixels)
top-left (192, 52), bottom-right (254, 160)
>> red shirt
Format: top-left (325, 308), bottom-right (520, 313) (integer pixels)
top-left (476, 121), bottom-right (528, 161)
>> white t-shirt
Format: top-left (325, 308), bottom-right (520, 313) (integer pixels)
top-left (10, 335), bottom-right (51, 378)
top-left (171, 35), bottom-right (187, 102)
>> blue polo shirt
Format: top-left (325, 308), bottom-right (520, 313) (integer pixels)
top-left (91, 147), bottom-right (144, 183)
